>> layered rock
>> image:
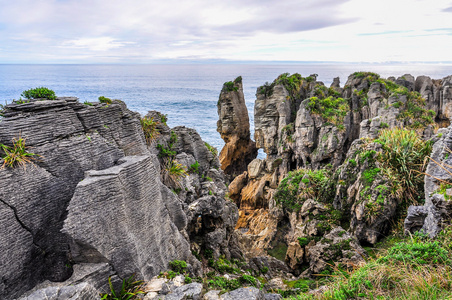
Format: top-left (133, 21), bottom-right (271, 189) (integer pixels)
top-left (405, 126), bottom-right (452, 237)
top-left (0, 97), bottom-right (239, 299)
top-left (229, 71), bottom-right (452, 276)
top-left (217, 77), bottom-right (257, 180)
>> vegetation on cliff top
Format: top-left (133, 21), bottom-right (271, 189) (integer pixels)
top-left (21, 87), bottom-right (56, 100)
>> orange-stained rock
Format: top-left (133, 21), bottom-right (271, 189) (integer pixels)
top-left (217, 77), bottom-right (257, 180)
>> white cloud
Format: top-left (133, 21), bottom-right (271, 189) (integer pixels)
top-left (61, 37), bottom-right (131, 51)
top-left (0, 0), bottom-right (451, 63)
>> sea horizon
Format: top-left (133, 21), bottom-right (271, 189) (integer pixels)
top-left (1, 63), bottom-right (451, 152)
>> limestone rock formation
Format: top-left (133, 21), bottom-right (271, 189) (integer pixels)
top-left (217, 77), bottom-right (257, 180)
top-left (228, 71), bottom-right (452, 277)
top-left (405, 127), bottom-right (452, 237)
top-left (0, 97), bottom-right (239, 299)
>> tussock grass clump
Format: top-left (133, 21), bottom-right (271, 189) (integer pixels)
top-left (100, 274), bottom-right (144, 300)
top-left (0, 136), bottom-right (38, 169)
top-left (140, 116), bottom-right (160, 144)
top-left (375, 128), bottom-right (433, 205)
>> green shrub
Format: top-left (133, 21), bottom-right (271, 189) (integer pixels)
top-left (208, 276), bottom-right (241, 290)
top-left (0, 136), bottom-right (38, 169)
top-left (21, 87), bottom-right (56, 100)
top-left (239, 274), bottom-right (258, 287)
top-left (157, 131), bottom-right (177, 159)
top-left (223, 81), bottom-right (238, 92)
top-left (188, 161), bottom-right (200, 174)
top-left (169, 260), bottom-right (187, 274)
top-left (274, 168), bottom-right (335, 211)
top-left (100, 274), bottom-right (144, 300)
top-left (98, 96), bottom-right (112, 104)
top-left (184, 276), bottom-right (192, 284)
top-left (260, 266), bottom-right (269, 274)
top-left (298, 237), bottom-right (311, 247)
top-left (306, 95), bottom-right (349, 130)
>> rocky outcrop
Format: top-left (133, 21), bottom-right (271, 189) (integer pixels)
top-left (227, 71), bottom-right (452, 277)
top-left (217, 77), bottom-right (257, 180)
top-left (405, 127), bottom-right (452, 237)
top-left (63, 156), bottom-right (196, 280)
top-left (0, 97), bottom-right (239, 299)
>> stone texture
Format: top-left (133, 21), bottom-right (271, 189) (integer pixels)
top-left (0, 99), bottom-right (141, 299)
top-left (254, 84), bottom-right (290, 155)
top-left (0, 97), bottom-right (239, 299)
top-left (220, 287), bottom-right (265, 300)
top-left (405, 125), bottom-right (452, 237)
top-left (217, 78), bottom-right (257, 179)
top-left (63, 156), bottom-right (194, 280)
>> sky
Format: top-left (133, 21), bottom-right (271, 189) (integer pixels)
top-left (0, 0), bottom-right (452, 63)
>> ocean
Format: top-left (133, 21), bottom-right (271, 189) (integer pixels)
top-left (1, 64), bottom-right (451, 152)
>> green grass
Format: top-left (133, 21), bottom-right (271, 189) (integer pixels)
top-left (98, 96), bottom-right (112, 104)
top-left (375, 127), bottom-right (433, 205)
top-left (0, 136), bottom-right (38, 169)
top-left (100, 274), bottom-right (144, 300)
top-left (284, 226), bottom-right (452, 300)
top-left (205, 142), bottom-right (218, 156)
top-left (140, 116), bottom-right (159, 144)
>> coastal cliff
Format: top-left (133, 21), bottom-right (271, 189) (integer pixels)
top-left (2, 71), bottom-right (452, 299)
top-left (0, 98), bottom-right (239, 299)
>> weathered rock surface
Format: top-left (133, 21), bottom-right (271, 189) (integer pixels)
top-left (230, 71), bottom-right (452, 276)
top-left (0, 98), bottom-right (239, 299)
top-left (405, 127), bottom-right (452, 237)
top-left (220, 287), bottom-right (265, 300)
top-left (63, 156), bottom-right (195, 280)
top-left (217, 77), bottom-right (257, 179)
top-left (0, 99), bottom-right (142, 298)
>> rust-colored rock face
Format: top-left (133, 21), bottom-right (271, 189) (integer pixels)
top-left (217, 77), bottom-right (257, 180)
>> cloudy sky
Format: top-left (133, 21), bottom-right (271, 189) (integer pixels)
top-left (1, 0), bottom-right (452, 63)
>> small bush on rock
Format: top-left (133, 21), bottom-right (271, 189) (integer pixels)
top-left (21, 87), bottom-right (56, 100)
top-left (140, 116), bottom-right (159, 144)
top-left (169, 260), bottom-right (187, 274)
top-left (98, 96), bottom-right (112, 104)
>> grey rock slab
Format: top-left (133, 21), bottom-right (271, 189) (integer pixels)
top-left (220, 287), bottom-right (265, 300)
top-left (63, 155), bottom-right (192, 280)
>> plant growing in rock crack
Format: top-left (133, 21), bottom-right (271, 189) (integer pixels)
top-left (188, 161), bottom-right (200, 174)
top-left (100, 274), bottom-right (144, 300)
top-left (21, 87), bottom-right (56, 100)
top-left (0, 136), bottom-right (39, 169)
top-left (204, 142), bottom-right (218, 157)
top-left (140, 116), bottom-right (160, 144)
top-left (98, 96), bottom-right (112, 104)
